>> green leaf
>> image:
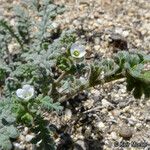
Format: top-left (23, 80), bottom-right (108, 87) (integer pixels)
top-left (126, 69), bottom-right (150, 99)
top-left (21, 113), bottom-right (33, 124)
top-left (0, 99), bottom-right (19, 150)
top-left (138, 71), bottom-right (150, 83)
top-left (102, 59), bottom-right (120, 76)
top-left (0, 135), bottom-right (12, 150)
top-left (7, 125), bottom-right (19, 139)
top-left (129, 66), bottom-right (150, 83)
top-left (0, 19), bottom-right (23, 48)
top-left (126, 76), bottom-right (136, 92)
top-left (144, 55), bottom-right (150, 62)
top-left (40, 96), bottom-right (63, 111)
top-left (31, 115), bottom-right (55, 150)
top-left (89, 64), bottom-right (102, 86)
top-left (133, 85), bottom-right (143, 99)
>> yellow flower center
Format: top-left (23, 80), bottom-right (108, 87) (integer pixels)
top-left (73, 50), bottom-right (80, 57)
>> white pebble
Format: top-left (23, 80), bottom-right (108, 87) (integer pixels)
top-left (96, 121), bottom-right (105, 130)
top-left (111, 132), bottom-right (118, 140)
top-left (64, 108), bottom-right (72, 120)
top-left (25, 134), bottom-right (34, 142)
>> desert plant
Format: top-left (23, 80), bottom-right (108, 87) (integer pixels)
top-left (0, 100), bottom-right (19, 150)
top-left (0, 0), bottom-right (149, 149)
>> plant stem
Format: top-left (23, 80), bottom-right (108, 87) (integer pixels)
top-left (6, 42), bottom-right (12, 64)
top-left (54, 72), bottom-right (67, 85)
top-left (95, 73), bottom-right (125, 85)
top-left (0, 20), bottom-right (23, 49)
top-left (48, 72), bottom-right (67, 100)
top-left (59, 83), bottom-right (89, 103)
top-left (59, 73), bottom-right (125, 103)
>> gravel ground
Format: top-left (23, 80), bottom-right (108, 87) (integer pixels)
top-left (0, 0), bottom-right (150, 150)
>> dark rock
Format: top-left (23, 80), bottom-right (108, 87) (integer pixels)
top-left (57, 133), bottom-right (73, 150)
top-left (108, 33), bottom-right (128, 52)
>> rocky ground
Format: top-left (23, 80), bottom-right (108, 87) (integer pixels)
top-left (0, 0), bottom-right (150, 150)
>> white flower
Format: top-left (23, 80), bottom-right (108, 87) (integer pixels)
top-left (16, 84), bottom-right (34, 101)
top-left (70, 43), bottom-right (86, 58)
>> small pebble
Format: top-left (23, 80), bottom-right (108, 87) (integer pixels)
top-left (96, 121), bottom-right (105, 130)
top-left (102, 99), bottom-right (114, 108)
top-left (74, 140), bottom-right (88, 150)
top-left (111, 132), bottom-right (118, 140)
top-left (13, 143), bottom-right (25, 150)
top-left (118, 125), bottom-right (133, 139)
top-left (94, 45), bottom-right (100, 51)
top-left (64, 108), bottom-right (72, 121)
top-left (25, 134), bottom-right (34, 142)
top-left (122, 30), bottom-right (129, 37)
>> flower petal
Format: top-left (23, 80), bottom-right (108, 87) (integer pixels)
top-left (22, 84), bottom-right (32, 90)
top-left (76, 50), bottom-right (86, 58)
top-left (70, 43), bottom-right (86, 58)
top-left (26, 86), bottom-right (34, 97)
top-left (16, 85), bottom-right (34, 101)
top-left (16, 89), bottom-right (24, 99)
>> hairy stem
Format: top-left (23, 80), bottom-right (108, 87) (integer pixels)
top-left (59, 83), bottom-right (89, 103)
top-left (59, 73), bottom-right (125, 103)
top-left (0, 20), bottom-right (23, 49)
top-left (54, 72), bottom-right (67, 85)
top-left (95, 73), bottom-right (125, 85)
top-left (6, 42), bottom-right (12, 64)
top-left (48, 72), bottom-right (67, 101)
